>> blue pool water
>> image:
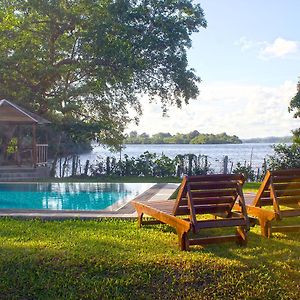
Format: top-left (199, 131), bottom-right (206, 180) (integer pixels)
top-left (0, 183), bottom-right (153, 211)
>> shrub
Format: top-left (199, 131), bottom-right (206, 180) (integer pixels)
top-left (267, 143), bottom-right (300, 170)
top-left (232, 162), bottom-right (255, 182)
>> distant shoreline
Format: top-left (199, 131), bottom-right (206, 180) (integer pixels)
top-left (125, 131), bottom-right (292, 145)
top-left (242, 136), bottom-right (292, 144)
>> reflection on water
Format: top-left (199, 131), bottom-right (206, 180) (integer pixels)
top-left (0, 183), bottom-right (153, 211)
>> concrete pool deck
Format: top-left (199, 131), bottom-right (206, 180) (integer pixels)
top-left (0, 183), bottom-right (180, 220)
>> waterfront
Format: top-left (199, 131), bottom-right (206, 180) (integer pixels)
top-left (78, 143), bottom-right (284, 173)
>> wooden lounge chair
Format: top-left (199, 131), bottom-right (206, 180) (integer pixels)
top-left (132, 174), bottom-right (250, 250)
top-left (239, 169), bottom-right (300, 237)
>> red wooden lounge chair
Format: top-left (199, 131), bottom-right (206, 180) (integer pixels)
top-left (238, 169), bottom-right (300, 237)
top-left (132, 174), bottom-right (250, 250)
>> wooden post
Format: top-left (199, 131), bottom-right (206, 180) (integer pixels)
top-left (223, 156), bottom-right (228, 174)
top-left (16, 125), bottom-right (21, 166)
top-left (32, 123), bottom-right (37, 168)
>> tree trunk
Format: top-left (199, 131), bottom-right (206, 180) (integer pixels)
top-left (49, 133), bottom-right (62, 177)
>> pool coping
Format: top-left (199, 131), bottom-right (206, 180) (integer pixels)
top-left (0, 183), bottom-right (179, 220)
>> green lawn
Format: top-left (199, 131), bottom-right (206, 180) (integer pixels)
top-left (1, 218), bottom-right (300, 299)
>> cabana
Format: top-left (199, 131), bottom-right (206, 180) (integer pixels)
top-left (0, 99), bottom-right (51, 168)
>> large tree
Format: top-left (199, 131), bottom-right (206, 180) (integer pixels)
top-left (0, 0), bottom-right (206, 147)
top-left (289, 78), bottom-right (300, 143)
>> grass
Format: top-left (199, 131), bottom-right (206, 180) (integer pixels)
top-left (1, 217), bottom-right (300, 299)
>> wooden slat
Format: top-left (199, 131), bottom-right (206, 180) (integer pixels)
top-left (172, 176), bottom-right (188, 215)
top-left (180, 196), bottom-right (235, 206)
top-left (187, 185), bottom-right (197, 225)
top-left (148, 201), bottom-right (175, 214)
top-left (177, 204), bottom-right (231, 215)
top-left (246, 205), bottom-right (275, 221)
top-left (277, 196), bottom-right (300, 205)
top-left (275, 189), bottom-right (300, 197)
top-left (195, 218), bottom-right (246, 230)
top-left (270, 179), bottom-right (281, 217)
top-left (260, 198), bottom-right (273, 206)
top-left (186, 174), bottom-right (244, 183)
top-left (273, 182), bottom-right (300, 190)
top-left (262, 187), bottom-right (300, 198)
top-left (190, 189), bottom-right (237, 198)
top-left (188, 181), bottom-right (238, 190)
top-left (271, 168), bottom-right (300, 176)
top-left (280, 209), bottom-right (300, 217)
top-left (132, 201), bottom-right (191, 231)
top-left (272, 176), bottom-right (300, 183)
top-left (262, 190), bottom-right (270, 198)
top-left (252, 171), bottom-right (271, 207)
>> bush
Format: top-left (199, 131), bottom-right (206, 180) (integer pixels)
top-left (232, 162), bottom-right (255, 182)
top-left (267, 143), bottom-right (300, 170)
top-left (90, 152), bottom-right (211, 178)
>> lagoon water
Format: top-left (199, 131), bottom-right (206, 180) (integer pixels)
top-left (78, 143), bottom-right (283, 172)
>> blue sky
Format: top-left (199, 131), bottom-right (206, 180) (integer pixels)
top-left (128, 0), bottom-right (300, 138)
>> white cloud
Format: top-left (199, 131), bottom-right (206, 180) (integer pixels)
top-left (126, 81), bottom-right (298, 139)
top-left (235, 36), bottom-right (300, 60)
top-left (235, 36), bottom-right (258, 52)
top-left (260, 37), bottom-right (299, 58)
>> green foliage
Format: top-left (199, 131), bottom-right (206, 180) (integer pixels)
top-left (232, 162), bottom-right (256, 182)
top-left (267, 143), bottom-right (300, 170)
top-left (0, 218), bottom-right (300, 299)
top-left (289, 78), bottom-right (300, 143)
top-left (90, 151), bottom-right (211, 177)
top-left (190, 132), bottom-right (242, 144)
top-left (6, 137), bottom-right (17, 154)
top-left (125, 131), bottom-right (242, 144)
top-left (0, 0), bottom-right (206, 148)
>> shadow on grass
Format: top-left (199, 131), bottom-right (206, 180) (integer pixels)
top-left (1, 217), bottom-right (300, 299)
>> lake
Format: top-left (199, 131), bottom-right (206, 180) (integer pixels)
top-left (78, 143), bottom-right (281, 173)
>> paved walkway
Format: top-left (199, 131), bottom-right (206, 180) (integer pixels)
top-left (0, 183), bottom-right (179, 220)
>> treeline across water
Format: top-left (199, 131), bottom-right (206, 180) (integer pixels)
top-left (125, 131), bottom-right (242, 144)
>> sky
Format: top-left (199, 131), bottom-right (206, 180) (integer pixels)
top-left (127, 0), bottom-right (300, 139)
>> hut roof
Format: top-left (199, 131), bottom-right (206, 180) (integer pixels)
top-left (0, 99), bottom-right (51, 125)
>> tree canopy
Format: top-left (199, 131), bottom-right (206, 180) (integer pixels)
top-left (289, 78), bottom-right (300, 143)
top-left (125, 131), bottom-right (242, 144)
top-left (0, 0), bottom-right (207, 147)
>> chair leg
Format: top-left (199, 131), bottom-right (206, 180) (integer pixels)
top-left (137, 211), bottom-right (144, 228)
top-left (236, 226), bottom-right (247, 246)
top-left (177, 230), bottom-right (189, 251)
top-left (259, 218), bottom-right (272, 238)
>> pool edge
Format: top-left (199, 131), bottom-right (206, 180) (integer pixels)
top-left (0, 183), bottom-right (179, 220)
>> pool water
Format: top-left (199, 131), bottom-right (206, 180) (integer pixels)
top-left (0, 183), bottom-right (153, 211)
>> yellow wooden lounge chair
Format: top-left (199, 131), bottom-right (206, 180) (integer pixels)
top-left (132, 174), bottom-right (249, 250)
top-left (237, 168), bottom-right (300, 237)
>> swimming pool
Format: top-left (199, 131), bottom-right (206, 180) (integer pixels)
top-left (0, 182), bottom-right (154, 211)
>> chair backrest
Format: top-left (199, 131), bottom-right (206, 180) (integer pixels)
top-left (173, 174), bottom-right (245, 223)
top-left (253, 169), bottom-right (300, 218)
